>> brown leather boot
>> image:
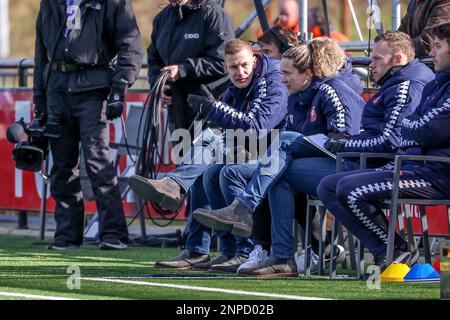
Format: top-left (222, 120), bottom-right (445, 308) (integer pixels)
top-left (192, 200), bottom-right (253, 237)
top-left (155, 250), bottom-right (210, 269)
top-left (128, 175), bottom-right (183, 210)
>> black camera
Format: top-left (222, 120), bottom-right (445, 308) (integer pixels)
top-left (6, 115), bottom-right (61, 172)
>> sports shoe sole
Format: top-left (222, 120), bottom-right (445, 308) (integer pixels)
top-left (128, 175), bottom-right (181, 211)
top-left (192, 210), bottom-right (252, 237)
top-left (207, 266), bottom-right (241, 273)
top-left (237, 272), bottom-right (298, 278)
top-left (99, 243), bottom-right (128, 250)
top-left (238, 261), bottom-right (268, 273)
top-left (47, 245), bottom-right (80, 251)
top-left (394, 249), bottom-right (420, 266)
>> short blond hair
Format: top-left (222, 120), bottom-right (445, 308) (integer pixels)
top-left (375, 31), bottom-right (415, 61)
top-left (225, 39), bottom-right (253, 56)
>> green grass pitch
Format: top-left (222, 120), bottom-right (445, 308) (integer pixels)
top-left (0, 235), bottom-right (440, 300)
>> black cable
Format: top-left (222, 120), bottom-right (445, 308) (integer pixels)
top-left (126, 202), bottom-right (146, 227)
top-left (145, 202), bottom-right (181, 227)
top-left (134, 70), bottom-right (185, 225)
top-left (131, 70), bottom-right (212, 227)
top-left (120, 116), bottom-right (137, 164)
top-left (140, 71), bottom-right (169, 178)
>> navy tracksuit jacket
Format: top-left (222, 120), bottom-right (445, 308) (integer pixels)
top-left (285, 74), bottom-right (364, 136)
top-left (208, 54), bottom-right (288, 134)
top-left (345, 60), bottom-right (435, 153)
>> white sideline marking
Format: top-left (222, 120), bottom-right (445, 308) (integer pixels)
top-left (82, 277), bottom-right (332, 300)
top-left (0, 292), bottom-right (79, 300)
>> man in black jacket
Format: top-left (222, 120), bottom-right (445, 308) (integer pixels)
top-left (147, 0), bottom-right (234, 130)
top-left (33, 0), bottom-right (143, 250)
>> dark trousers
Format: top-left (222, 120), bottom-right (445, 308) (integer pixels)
top-left (47, 90), bottom-right (128, 245)
top-left (317, 168), bottom-right (446, 260)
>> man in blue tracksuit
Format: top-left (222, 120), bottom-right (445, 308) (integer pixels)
top-left (128, 39), bottom-right (288, 269)
top-left (192, 39), bottom-right (365, 275)
top-left (317, 24), bottom-right (450, 270)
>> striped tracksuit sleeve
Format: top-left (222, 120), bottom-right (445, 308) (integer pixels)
top-left (208, 78), bottom-right (288, 133)
top-left (345, 81), bottom-right (414, 153)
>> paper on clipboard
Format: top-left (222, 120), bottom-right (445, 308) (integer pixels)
top-left (302, 133), bottom-right (337, 159)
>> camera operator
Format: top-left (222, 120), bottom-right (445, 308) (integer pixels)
top-left (147, 0), bottom-right (234, 131)
top-left (33, 0), bottom-right (143, 250)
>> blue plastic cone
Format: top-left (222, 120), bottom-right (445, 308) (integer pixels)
top-left (404, 263), bottom-right (440, 282)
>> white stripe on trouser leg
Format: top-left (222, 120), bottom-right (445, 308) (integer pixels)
top-left (346, 179), bottom-right (432, 244)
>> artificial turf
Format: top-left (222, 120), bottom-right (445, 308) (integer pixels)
top-left (0, 235), bottom-right (441, 300)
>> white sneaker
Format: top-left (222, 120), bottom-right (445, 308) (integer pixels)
top-left (237, 245), bottom-right (269, 273)
top-left (296, 250), bottom-right (319, 274)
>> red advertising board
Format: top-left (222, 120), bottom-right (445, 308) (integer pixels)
top-left (0, 89), bottom-right (185, 219)
top-left (0, 89), bottom-right (448, 235)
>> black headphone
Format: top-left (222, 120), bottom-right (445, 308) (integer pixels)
top-left (268, 27), bottom-right (292, 53)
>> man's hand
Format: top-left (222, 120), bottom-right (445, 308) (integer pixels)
top-left (187, 95), bottom-right (213, 115)
top-left (106, 92), bottom-right (125, 120)
top-left (187, 85), bottom-right (216, 115)
top-left (161, 65), bottom-right (180, 82)
top-left (324, 132), bottom-right (349, 154)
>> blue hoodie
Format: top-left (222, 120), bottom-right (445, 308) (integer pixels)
top-left (400, 68), bottom-right (450, 195)
top-left (208, 54), bottom-right (289, 134)
top-left (345, 59), bottom-right (435, 153)
top-left (285, 74), bottom-right (364, 136)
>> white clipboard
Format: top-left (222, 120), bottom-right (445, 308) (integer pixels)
top-left (302, 133), bottom-right (337, 159)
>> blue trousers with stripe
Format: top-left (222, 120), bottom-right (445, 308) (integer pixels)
top-left (317, 168), bottom-right (446, 260)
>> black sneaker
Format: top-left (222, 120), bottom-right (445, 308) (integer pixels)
top-left (155, 250), bottom-right (210, 269)
top-left (192, 254), bottom-right (231, 271)
top-left (237, 256), bottom-right (298, 277)
top-left (99, 239), bottom-right (128, 250)
top-left (208, 255), bottom-right (247, 273)
top-left (47, 243), bottom-right (80, 251)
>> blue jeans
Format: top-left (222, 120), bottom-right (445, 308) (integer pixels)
top-left (201, 164), bottom-right (254, 257)
top-left (236, 131), bottom-right (328, 212)
top-left (186, 164), bottom-right (239, 257)
top-left (219, 163), bottom-right (272, 249)
top-left (268, 157), bottom-right (336, 258)
top-left (168, 128), bottom-right (224, 193)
